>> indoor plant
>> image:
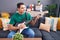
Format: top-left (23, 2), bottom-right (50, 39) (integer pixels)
top-left (37, 0), bottom-right (40, 5)
top-left (13, 32), bottom-right (24, 40)
top-left (45, 4), bottom-right (57, 17)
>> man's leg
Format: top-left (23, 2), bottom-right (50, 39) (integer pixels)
top-left (7, 31), bottom-right (16, 38)
top-left (21, 28), bottom-right (35, 38)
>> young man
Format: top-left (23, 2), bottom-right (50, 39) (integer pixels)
top-left (7, 3), bottom-right (35, 38)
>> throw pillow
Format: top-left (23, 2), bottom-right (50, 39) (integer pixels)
top-left (50, 17), bottom-right (58, 31)
top-left (45, 17), bottom-right (58, 31)
top-left (50, 18), bottom-right (54, 31)
top-left (1, 12), bottom-right (10, 19)
top-left (0, 18), bottom-right (3, 29)
top-left (57, 18), bottom-right (60, 30)
top-left (53, 18), bottom-right (58, 31)
top-left (45, 17), bottom-right (51, 24)
top-left (39, 23), bottom-right (51, 32)
top-left (1, 18), bottom-right (10, 31)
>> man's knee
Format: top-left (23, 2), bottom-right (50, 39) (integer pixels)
top-left (25, 30), bottom-right (35, 38)
top-left (8, 34), bottom-right (12, 38)
top-left (7, 31), bottom-right (16, 38)
top-left (22, 28), bottom-right (35, 38)
top-left (28, 31), bottom-right (35, 37)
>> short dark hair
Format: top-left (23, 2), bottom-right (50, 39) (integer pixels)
top-left (17, 2), bottom-right (24, 8)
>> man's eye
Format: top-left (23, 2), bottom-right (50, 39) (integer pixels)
top-left (21, 8), bottom-right (23, 9)
top-left (21, 7), bottom-right (24, 9)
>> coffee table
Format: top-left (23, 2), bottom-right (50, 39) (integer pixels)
top-left (0, 38), bottom-right (42, 40)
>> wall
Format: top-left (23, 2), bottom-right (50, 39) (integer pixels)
top-left (0, 0), bottom-right (53, 13)
top-left (52, 0), bottom-right (60, 17)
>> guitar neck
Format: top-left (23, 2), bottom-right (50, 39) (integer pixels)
top-left (24, 19), bottom-right (32, 25)
top-left (24, 14), bottom-right (41, 25)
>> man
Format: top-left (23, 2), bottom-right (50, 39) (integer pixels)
top-left (7, 2), bottom-right (36, 38)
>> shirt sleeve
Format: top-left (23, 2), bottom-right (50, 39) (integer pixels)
top-left (9, 16), bottom-right (15, 25)
top-left (26, 12), bottom-right (32, 26)
top-left (27, 12), bottom-right (32, 21)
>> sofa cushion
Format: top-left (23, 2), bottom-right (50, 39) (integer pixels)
top-left (57, 18), bottom-right (60, 30)
top-left (1, 18), bottom-right (10, 31)
top-left (39, 23), bottom-right (51, 32)
top-left (50, 31), bottom-right (60, 40)
top-left (0, 30), bottom-right (10, 38)
top-left (45, 17), bottom-right (58, 31)
top-left (55, 31), bottom-right (60, 36)
top-left (40, 30), bottom-right (55, 40)
top-left (1, 12), bottom-right (10, 18)
top-left (31, 28), bottom-right (42, 38)
top-left (51, 18), bottom-right (58, 31)
top-left (0, 18), bottom-right (3, 29)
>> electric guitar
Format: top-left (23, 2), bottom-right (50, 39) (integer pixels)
top-left (15, 11), bottom-right (48, 26)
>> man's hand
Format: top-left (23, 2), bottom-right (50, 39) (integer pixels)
top-left (7, 24), bottom-right (13, 30)
top-left (30, 15), bottom-right (40, 26)
top-left (35, 15), bottom-right (40, 20)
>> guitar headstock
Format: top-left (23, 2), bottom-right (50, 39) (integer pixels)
top-left (30, 11), bottom-right (48, 17)
top-left (43, 11), bottom-right (48, 14)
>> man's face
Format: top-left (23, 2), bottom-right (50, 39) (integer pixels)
top-left (18, 5), bottom-right (26, 14)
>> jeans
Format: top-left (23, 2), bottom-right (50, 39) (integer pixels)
top-left (7, 28), bottom-right (35, 38)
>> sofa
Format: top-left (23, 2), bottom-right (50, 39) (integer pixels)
top-left (0, 12), bottom-right (60, 40)
top-left (40, 17), bottom-right (60, 40)
top-left (30, 16), bottom-right (60, 40)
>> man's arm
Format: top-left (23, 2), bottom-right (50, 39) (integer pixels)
top-left (29, 16), bottom-right (39, 25)
top-left (27, 13), bottom-right (40, 26)
top-left (8, 23), bottom-right (27, 30)
top-left (8, 14), bottom-right (20, 30)
top-left (8, 24), bottom-right (19, 30)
